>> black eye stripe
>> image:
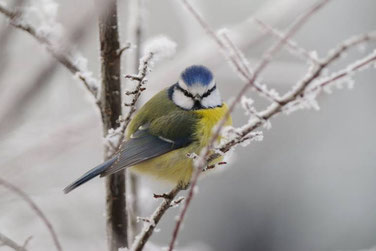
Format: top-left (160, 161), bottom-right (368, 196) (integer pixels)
top-left (176, 85), bottom-right (194, 98)
top-left (175, 84), bottom-right (216, 99)
top-left (202, 85), bottom-right (216, 98)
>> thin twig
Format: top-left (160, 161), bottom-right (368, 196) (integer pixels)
top-left (106, 52), bottom-right (154, 156)
top-left (253, 18), bottom-right (320, 64)
top-left (219, 33), bottom-right (376, 153)
top-left (168, 1), bottom-right (331, 250)
top-left (130, 185), bottom-right (181, 251)
top-left (0, 232), bottom-right (28, 251)
top-left (117, 42), bottom-right (132, 57)
top-left (0, 178), bottom-right (63, 251)
top-left (306, 49), bottom-right (376, 96)
top-left (0, 3), bottom-right (99, 101)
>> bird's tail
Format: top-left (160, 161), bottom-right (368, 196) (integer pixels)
top-left (64, 157), bottom-right (117, 194)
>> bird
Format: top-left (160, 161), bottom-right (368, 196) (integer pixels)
top-left (64, 65), bottom-right (232, 193)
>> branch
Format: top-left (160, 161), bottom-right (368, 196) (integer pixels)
top-left (219, 31), bottom-right (376, 153)
top-left (130, 186), bottom-right (181, 251)
top-left (0, 3), bottom-right (99, 101)
top-left (117, 42), bottom-right (132, 57)
top-left (169, 0), bottom-right (332, 250)
top-left (96, 0), bottom-right (128, 249)
top-left (122, 52), bottom-right (153, 128)
top-left (0, 232), bottom-right (30, 251)
top-left (253, 18), bottom-right (320, 64)
top-left (0, 178), bottom-right (62, 251)
top-left (103, 52), bottom-right (154, 158)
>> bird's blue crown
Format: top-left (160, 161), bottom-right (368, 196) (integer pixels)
top-left (180, 65), bottom-right (213, 86)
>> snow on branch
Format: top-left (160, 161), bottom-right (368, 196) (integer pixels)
top-left (221, 31), bottom-right (376, 153)
top-left (130, 185), bottom-right (182, 251)
top-left (0, 177), bottom-right (62, 251)
top-left (0, 3), bottom-right (99, 102)
top-left (168, 0), bottom-right (333, 250)
top-left (104, 36), bottom-right (177, 157)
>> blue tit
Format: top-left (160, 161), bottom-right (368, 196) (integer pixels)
top-left (64, 65), bottom-right (232, 193)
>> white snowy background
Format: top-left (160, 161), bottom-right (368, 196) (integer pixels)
top-left (0, 0), bottom-right (376, 250)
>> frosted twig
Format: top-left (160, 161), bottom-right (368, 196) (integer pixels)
top-left (112, 36), bottom-right (177, 155)
top-left (169, 1), bottom-right (331, 250)
top-left (307, 50), bottom-right (376, 96)
top-left (0, 232), bottom-right (29, 251)
top-left (220, 32), bottom-right (376, 154)
top-left (130, 185), bottom-right (181, 251)
top-left (0, 178), bottom-right (63, 251)
top-left (0, 4), bottom-right (99, 101)
top-left (253, 18), bottom-right (320, 64)
top-left (107, 52), bottom-right (154, 155)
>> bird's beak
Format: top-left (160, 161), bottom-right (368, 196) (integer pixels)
top-left (194, 94), bottom-right (201, 101)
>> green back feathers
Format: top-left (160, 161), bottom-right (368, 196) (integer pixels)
top-left (127, 89), bottom-right (200, 143)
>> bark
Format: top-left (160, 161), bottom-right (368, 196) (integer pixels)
top-left (97, 0), bottom-right (128, 250)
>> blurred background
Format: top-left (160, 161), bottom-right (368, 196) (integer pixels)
top-left (1, 0), bottom-right (376, 250)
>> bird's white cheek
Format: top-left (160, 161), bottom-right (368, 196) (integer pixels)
top-left (172, 89), bottom-right (194, 110)
top-left (201, 89), bottom-right (222, 108)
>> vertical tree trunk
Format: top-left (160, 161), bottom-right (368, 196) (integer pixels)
top-left (97, 0), bottom-right (128, 250)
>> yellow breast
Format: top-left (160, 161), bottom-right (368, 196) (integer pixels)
top-left (131, 103), bottom-right (232, 186)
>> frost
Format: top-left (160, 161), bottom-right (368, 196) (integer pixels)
top-left (283, 91), bottom-right (320, 115)
top-left (262, 119), bottom-right (272, 130)
top-left (214, 149), bottom-right (225, 156)
top-left (254, 81), bottom-right (281, 100)
top-left (73, 54), bottom-right (99, 92)
top-left (240, 96), bottom-right (255, 115)
top-left (221, 126), bottom-right (241, 142)
top-left (25, 0), bottom-right (63, 41)
top-left (309, 50), bottom-right (319, 61)
top-left (218, 28), bottom-right (253, 81)
top-left (239, 131), bottom-right (263, 147)
top-left (103, 122), bottom-right (125, 157)
top-left (143, 35), bottom-right (177, 62)
top-left (220, 125), bottom-right (264, 148)
top-left (134, 36), bottom-right (177, 79)
top-left (186, 152), bottom-right (199, 159)
top-left (136, 216), bottom-right (155, 227)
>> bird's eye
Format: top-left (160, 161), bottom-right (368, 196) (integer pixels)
top-left (202, 85), bottom-right (216, 98)
top-left (176, 85), bottom-right (194, 98)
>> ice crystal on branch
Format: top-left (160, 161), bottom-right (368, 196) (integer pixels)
top-left (103, 121), bottom-right (126, 157)
top-left (240, 96), bottom-right (255, 115)
top-left (220, 126), bottom-right (264, 148)
top-left (73, 54), bottom-right (99, 93)
top-left (143, 35), bottom-right (177, 66)
top-left (25, 0), bottom-right (63, 41)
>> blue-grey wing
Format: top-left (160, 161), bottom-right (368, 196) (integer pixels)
top-left (100, 129), bottom-right (190, 177)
